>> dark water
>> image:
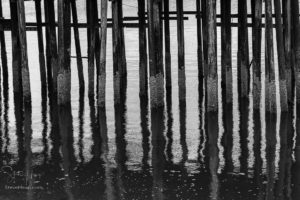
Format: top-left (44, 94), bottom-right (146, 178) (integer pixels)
top-left (0, 0), bottom-right (300, 200)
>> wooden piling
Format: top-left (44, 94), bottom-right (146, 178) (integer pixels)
top-left (17, 0), bottom-right (31, 104)
top-left (177, 0), bottom-right (186, 101)
top-left (10, 0), bottom-right (22, 95)
top-left (291, 0), bottom-right (300, 118)
top-left (57, 0), bottom-right (71, 105)
top-left (112, 0), bottom-right (127, 104)
top-left (70, 0), bottom-right (85, 92)
top-left (35, 0), bottom-right (47, 95)
top-left (238, 0), bottom-right (250, 100)
top-left (164, 0), bottom-right (171, 91)
top-left (252, 0), bottom-right (262, 110)
top-left (147, 0), bottom-right (164, 108)
top-left (221, 0), bottom-right (232, 105)
top-left (0, 0), bottom-right (8, 91)
top-left (94, 0), bottom-right (101, 91)
top-left (196, 0), bottom-right (204, 88)
top-left (282, 0), bottom-right (293, 106)
top-left (87, 0), bottom-right (96, 98)
top-left (138, 0), bottom-right (148, 97)
top-left (44, 0), bottom-right (58, 94)
top-left (202, 0), bottom-right (208, 74)
top-left (274, 0), bottom-right (288, 112)
top-left (98, 0), bottom-right (108, 107)
top-left (206, 0), bottom-right (218, 113)
top-left (265, 0), bottom-right (276, 114)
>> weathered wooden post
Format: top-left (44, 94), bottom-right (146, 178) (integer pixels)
top-left (196, 0), bottom-right (204, 89)
top-left (93, 0), bottom-right (101, 92)
top-left (274, 0), bottom-right (288, 112)
top-left (207, 0), bottom-right (218, 113)
top-left (238, 0), bottom-right (250, 100)
top-left (177, 0), bottom-right (186, 101)
top-left (282, 0), bottom-right (293, 106)
top-left (291, 0), bottom-right (300, 122)
top-left (10, 0), bottom-right (22, 95)
top-left (164, 0), bottom-right (171, 91)
top-left (57, 0), bottom-right (71, 105)
top-left (35, 0), bottom-right (47, 95)
top-left (87, 0), bottom-right (96, 98)
top-left (147, 0), bottom-right (164, 108)
top-left (17, 0), bottom-right (31, 104)
top-left (0, 0), bottom-right (8, 91)
top-left (98, 0), bottom-right (108, 107)
top-left (252, 0), bottom-right (262, 110)
top-left (221, 0), bottom-right (232, 105)
top-left (44, 0), bottom-right (58, 94)
top-left (202, 0), bottom-right (208, 73)
top-left (112, 0), bottom-right (127, 104)
top-left (265, 0), bottom-right (276, 114)
top-left (70, 0), bottom-right (85, 92)
top-left (138, 0), bottom-right (148, 97)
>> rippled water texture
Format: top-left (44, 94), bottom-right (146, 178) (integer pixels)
top-left (0, 0), bottom-right (299, 200)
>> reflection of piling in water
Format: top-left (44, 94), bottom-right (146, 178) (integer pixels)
top-left (140, 96), bottom-right (151, 167)
top-left (265, 0), bottom-right (277, 114)
top-left (276, 113), bottom-right (288, 199)
top-left (114, 90), bottom-right (127, 200)
top-left (265, 114), bottom-right (277, 200)
top-left (252, 0), bottom-right (262, 110)
top-left (292, 146), bottom-right (300, 199)
top-left (35, 0), bottom-right (47, 96)
top-left (207, 112), bottom-right (219, 200)
top-left (222, 102), bottom-right (233, 172)
top-left (238, 0), bottom-right (250, 100)
top-left (177, 0), bottom-right (186, 102)
top-left (253, 109), bottom-right (264, 199)
top-left (166, 90), bottom-right (174, 163)
top-left (70, 0), bottom-right (84, 93)
top-left (24, 103), bottom-right (33, 199)
top-left (179, 100), bottom-right (188, 165)
top-left (138, 0), bottom-right (148, 97)
top-left (58, 104), bottom-right (75, 199)
top-left (151, 107), bottom-right (166, 200)
top-left (148, 0), bottom-right (164, 108)
top-left (239, 99), bottom-right (249, 174)
top-left (221, 0), bottom-right (232, 105)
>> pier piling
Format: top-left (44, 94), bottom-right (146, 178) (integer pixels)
top-left (265, 0), bottom-right (277, 114)
top-left (148, 0), bottom-right (164, 108)
top-left (98, 0), bottom-right (108, 107)
top-left (17, 0), bottom-right (31, 104)
top-left (206, 0), bottom-right (218, 113)
top-left (57, 0), bottom-right (71, 105)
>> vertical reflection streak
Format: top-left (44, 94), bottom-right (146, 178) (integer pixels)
top-left (207, 112), bottom-right (219, 200)
top-left (151, 107), bottom-right (166, 200)
top-left (58, 103), bottom-right (75, 200)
